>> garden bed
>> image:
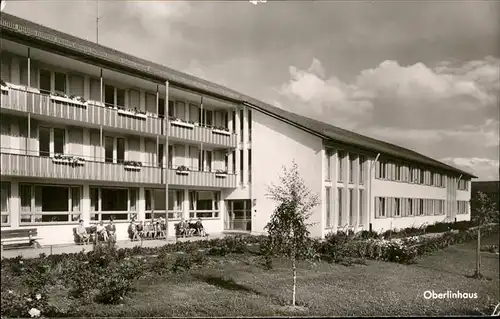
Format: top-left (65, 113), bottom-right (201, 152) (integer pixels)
top-left (1, 223), bottom-right (498, 317)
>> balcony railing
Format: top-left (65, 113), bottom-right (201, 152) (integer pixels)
top-left (1, 152), bottom-right (162, 184)
top-left (168, 118), bottom-right (237, 148)
top-left (1, 87), bottom-right (162, 135)
top-left (1, 87), bottom-right (237, 147)
top-left (1, 152), bottom-right (237, 188)
top-left (168, 167), bottom-right (237, 188)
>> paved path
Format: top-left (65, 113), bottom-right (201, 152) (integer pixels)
top-left (1, 234), bottom-right (226, 259)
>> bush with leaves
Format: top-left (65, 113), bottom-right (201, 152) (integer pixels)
top-left (94, 257), bottom-right (146, 304)
top-left (171, 253), bottom-right (193, 273)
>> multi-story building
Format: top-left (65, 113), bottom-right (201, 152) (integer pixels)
top-left (0, 13), bottom-right (474, 246)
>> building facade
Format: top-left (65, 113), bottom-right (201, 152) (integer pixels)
top-left (0, 14), bottom-right (474, 246)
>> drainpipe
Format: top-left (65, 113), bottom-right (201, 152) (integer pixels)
top-left (27, 48), bottom-right (30, 156)
top-left (455, 174), bottom-right (463, 222)
top-left (165, 81), bottom-right (170, 240)
top-left (368, 153), bottom-right (381, 231)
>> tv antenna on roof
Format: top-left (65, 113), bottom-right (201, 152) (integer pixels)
top-left (1, 0), bottom-right (7, 12)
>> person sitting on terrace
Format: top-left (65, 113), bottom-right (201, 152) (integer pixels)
top-left (195, 218), bottom-right (206, 237)
top-left (144, 221), bottom-right (153, 239)
top-left (96, 220), bottom-right (108, 242)
top-left (76, 219), bottom-right (90, 244)
top-left (178, 218), bottom-right (189, 237)
top-left (159, 217), bottom-right (167, 239)
top-left (136, 220), bottom-right (145, 239)
top-left (128, 220), bottom-right (136, 240)
top-left (107, 220), bottom-right (117, 242)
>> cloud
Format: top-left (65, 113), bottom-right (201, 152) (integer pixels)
top-left (277, 57), bottom-right (499, 179)
top-left (441, 158), bottom-right (500, 181)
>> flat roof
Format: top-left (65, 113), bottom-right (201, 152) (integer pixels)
top-left (0, 13), bottom-right (476, 178)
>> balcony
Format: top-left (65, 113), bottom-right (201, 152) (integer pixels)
top-left (1, 87), bottom-right (238, 148)
top-left (168, 168), bottom-right (237, 188)
top-left (0, 152), bottom-right (162, 184)
top-left (1, 87), bottom-right (162, 136)
top-left (168, 119), bottom-right (237, 148)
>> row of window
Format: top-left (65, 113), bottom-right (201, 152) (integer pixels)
top-left (325, 187), bottom-right (365, 228)
top-left (0, 182), bottom-right (221, 225)
top-left (325, 150), bottom-right (366, 185)
top-left (375, 160), bottom-right (469, 191)
top-left (375, 197), bottom-right (469, 218)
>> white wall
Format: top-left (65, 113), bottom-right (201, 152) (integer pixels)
top-left (251, 111), bottom-right (323, 237)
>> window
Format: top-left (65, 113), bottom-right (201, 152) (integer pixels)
top-left (458, 180), bottom-right (468, 191)
top-left (394, 164), bottom-right (400, 181)
top-left (53, 128), bottom-right (65, 155)
top-left (105, 136), bottom-right (113, 163)
top-left (376, 197), bottom-right (386, 218)
top-left (90, 187), bottom-right (137, 221)
top-left (325, 187), bottom-right (332, 228)
top-left (117, 138), bottom-right (125, 163)
top-left (458, 201), bottom-right (469, 215)
top-left (240, 149), bottom-right (244, 184)
top-left (189, 191), bottom-right (220, 219)
top-left (232, 150), bottom-right (236, 174)
top-left (226, 200), bottom-right (252, 231)
top-left (359, 156), bottom-right (365, 184)
top-left (394, 198), bottom-right (401, 217)
top-left (189, 103), bottom-right (199, 122)
top-left (349, 189), bottom-right (355, 226)
top-left (145, 189), bottom-right (183, 220)
top-left (89, 78), bottom-right (101, 102)
top-left (419, 169), bottom-right (425, 185)
top-left (419, 199), bottom-right (424, 216)
top-left (349, 154), bottom-right (356, 183)
top-left (239, 109), bottom-right (244, 142)
top-left (337, 188), bottom-right (343, 227)
top-left (54, 72), bottom-right (66, 94)
top-left (338, 151), bottom-right (345, 182)
top-left (205, 110), bottom-right (213, 126)
top-left (116, 88), bottom-right (125, 108)
top-left (39, 127), bottom-right (50, 157)
top-left (1, 182), bottom-right (10, 225)
top-left (358, 189), bottom-right (364, 225)
top-left (176, 101), bottom-right (187, 120)
top-left (128, 89), bottom-right (140, 109)
top-left (39, 69), bottom-right (51, 93)
top-left (406, 198), bottom-right (412, 216)
top-left (232, 111), bottom-right (236, 132)
top-left (248, 110), bottom-right (252, 141)
top-left (19, 184), bottom-right (82, 223)
top-left (69, 74), bottom-right (84, 97)
top-left (379, 161), bottom-right (387, 179)
top-left (104, 84), bottom-right (114, 107)
top-left (325, 149), bottom-right (332, 180)
top-left (248, 149), bottom-right (252, 183)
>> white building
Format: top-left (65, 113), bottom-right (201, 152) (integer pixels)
top-left (0, 13), bottom-right (473, 246)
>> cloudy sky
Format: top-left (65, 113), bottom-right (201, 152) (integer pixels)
top-left (4, 0), bottom-right (499, 180)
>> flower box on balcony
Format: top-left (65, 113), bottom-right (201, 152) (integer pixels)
top-left (52, 154), bottom-right (85, 165)
top-left (123, 161), bottom-right (142, 171)
top-left (0, 85), bottom-right (9, 93)
top-left (171, 120), bottom-right (195, 129)
top-left (212, 128), bottom-right (231, 136)
top-left (215, 171), bottom-right (228, 178)
top-left (87, 100), bottom-right (105, 108)
top-left (176, 166), bottom-right (190, 175)
top-left (50, 95), bottom-right (87, 107)
top-left (117, 109), bottom-right (148, 119)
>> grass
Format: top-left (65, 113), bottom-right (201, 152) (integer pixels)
top-left (62, 232), bottom-right (500, 317)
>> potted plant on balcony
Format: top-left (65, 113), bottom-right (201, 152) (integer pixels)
top-left (117, 106), bottom-right (148, 119)
top-left (170, 116), bottom-right (195, 129)
top-left (123, 160), bottom-right (143, 171)
top-left (0, 79), bottom-right (8, 92)
top-left (215, 169), bottom-right (228, 178)
top-left (176, 165), bottom-right (190, 175)
top-left (212, 126), bottom-right (231, 136)
top-left (68, 94), bottom-right (87, 106)
top-left (52, 153), bottom-right (85, 165)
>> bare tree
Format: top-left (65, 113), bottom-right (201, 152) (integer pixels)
top-left (471, 191), bottom-right (498, 279)
top-left (264, 161), bottom-right (320, 307)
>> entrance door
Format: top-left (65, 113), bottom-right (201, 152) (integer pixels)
top-left (225, 200), bottom-right (251, 231)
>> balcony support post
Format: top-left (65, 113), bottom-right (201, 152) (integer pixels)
top-left (27, 113), bottom-right (30, 156)
top-left (27, 48), bottom-right (31, 88)
top-left (156, 84), bottom-right (159, 116)
top-left (200, 96), bottom-right (204, 126)
top-left (99, 69), bottom-right (103, 103)
top-left (165, 81), bottom-right (170, 239)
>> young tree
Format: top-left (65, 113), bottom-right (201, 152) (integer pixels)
top-left (471, 191), bottom-right (498, 279)
top-left (264, 162), bottom-right (320, 307)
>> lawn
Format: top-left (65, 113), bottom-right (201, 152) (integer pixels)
top-left (66, 232), bottom-right (499, 317)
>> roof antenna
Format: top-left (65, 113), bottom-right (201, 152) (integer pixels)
top-left (96, 0), bottom-right (99, 44)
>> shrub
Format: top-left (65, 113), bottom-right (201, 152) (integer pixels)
top-left (480, 245), bottom-right (499, 254)
top-left (171, 253), bottom-right (193, 273)
top-left (94, 257), bottom-right (146, 304)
